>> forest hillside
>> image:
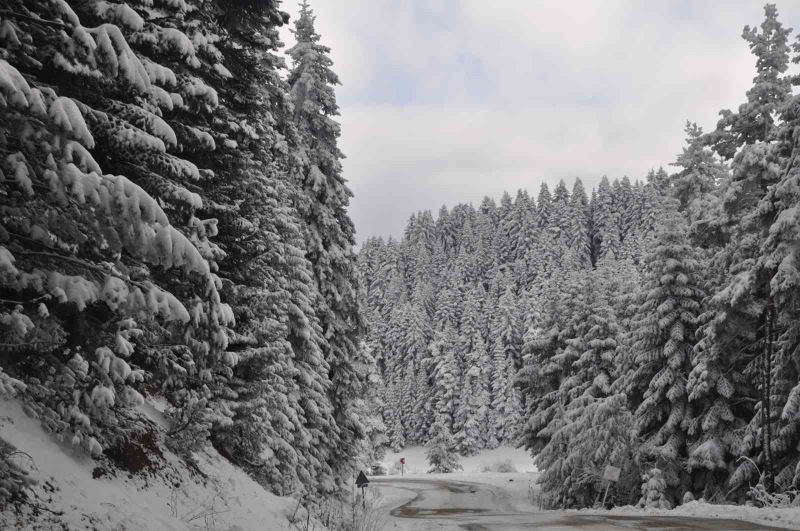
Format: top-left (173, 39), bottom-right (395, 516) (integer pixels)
top-left (359, 3), bottom-right (800, 509)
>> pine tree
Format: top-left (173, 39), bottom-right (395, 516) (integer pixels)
top-left (537, 183), bottom-right (553, 228)
top-left (510, 189), bottom-right (532, 260)
top-left (518, 272), bottom-right (581, 455)
top-left (592, 176), bottom-right (622, 262)
top-left (533, 273), bottom-right (630, 508)
top-left (455, 330), bottom-right (491, 455)
top-left (0, 0), bottom-right (235, 461)
top-left (692, 4), bottom-right (793, 495)
top-left (426, 416), bottom-right (463, 473)
top-left (569, 178), bottom-right (592, 269)
top-left (489, 279), bottom-right (523, 443)
top-left (431, 322), bottom-right (460, 432)
top-left (353, 343), bottom-right (389, 471)
top-left (550, 180), bottom-right (571, 240)
top-left (670, 122), bottom-right (725, 216)
top-left (287, 1), bottom-right (367, 489)
top-left (627, 206), bottom-right (703, 503)
top-left (708, 4), bottom-right (792, 159)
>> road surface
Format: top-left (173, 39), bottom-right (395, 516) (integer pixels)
top-left (370, 477), bottom-right (794, 531)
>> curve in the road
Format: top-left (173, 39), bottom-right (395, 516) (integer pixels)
top-left (372, 477), bottom-right (798, 531)
top-left (376, 478), bottom-right (494, 518)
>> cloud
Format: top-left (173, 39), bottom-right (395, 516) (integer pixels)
top-left (278, 0), bottom-right (800, 242)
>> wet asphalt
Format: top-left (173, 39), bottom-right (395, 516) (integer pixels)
top-left (371, 478), bottom-right (795, 531)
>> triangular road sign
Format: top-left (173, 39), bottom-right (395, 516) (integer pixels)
top-left (356, 471), bottom-right (369, 488)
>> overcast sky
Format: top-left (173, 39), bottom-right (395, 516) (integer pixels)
top-left (279, 1), bottom-right (800, 243)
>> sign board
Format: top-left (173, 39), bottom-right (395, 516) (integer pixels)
top-left (602, 465), bottom-right (621, 483)
top-left (400, 457), bottom-right (405, 465)
top-left (356, 471), bottom-right (370, 488)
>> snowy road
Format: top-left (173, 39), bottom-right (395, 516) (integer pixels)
top-left (371, 477), bottom-right (795, 531)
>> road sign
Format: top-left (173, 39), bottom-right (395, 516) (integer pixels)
top-left (356, 471), bottom-right (370, 509)
top-left (601, 465), bottom-right (621, 508)
top-left (602, 465), bottom-right (621, 483)
top-left (400, 457), bottom-right (405, 464)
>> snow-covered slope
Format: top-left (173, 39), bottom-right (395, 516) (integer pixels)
top-left (0, 397), bottom-right (302, 530)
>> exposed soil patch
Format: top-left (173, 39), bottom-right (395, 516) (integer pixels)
top-left (103, 429), bottom-right (163, 474)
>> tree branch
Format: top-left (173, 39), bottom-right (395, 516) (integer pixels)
top-left (0, 10), bottom-right (69, 30)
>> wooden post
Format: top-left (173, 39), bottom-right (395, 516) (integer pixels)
top-left (291, 496), bottom-right (303, 523)
top-left (602, 482), bottom-right (611, 508)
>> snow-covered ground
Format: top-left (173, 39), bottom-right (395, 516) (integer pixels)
top-left (381, 445), bottom-right (536, 475)
top-left (0, 397), bottom-right (307, 531)
top-left (583, 501), bottom-right (800, 531)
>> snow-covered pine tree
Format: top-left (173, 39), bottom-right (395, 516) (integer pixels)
top-left (351, 341), bottom-right (388, 472)
top-left (727, 77), bottom-right (800, 492)
top-left (510, 189), bottom-right (532, 261)
top-left (436, 205), bottom-right (458, 256)
top-left (639, 467), bottom-right (672, 509)
top-left (550, 180), bottom-right (571, 246)
top-left (517, 271), bottom-right (582, 455)
top-left (475, 197), bottom-right (498, 284)
top-left (536, 183), bottom-right (552, 228)
top-left (431, 321), bottom-right (460, 432)
top-left (691, 4), bottom-right (793, 496)
top-left (766, 113), bottom-right (800, 489)
top-left (404, 293), bottom-right (434, 442)
top-left (569, 178), bottom-right (592, 269)
top-left (707, 4), bottom-right (791, 160)
top-left (287, 0), bottom-right (368, 489)
top-left (489, 277), bottom-right (523, 444)
top-left (455, 216), bottom-right (481, 285)
top-left (495, 191), bottom-right (516, 265)
top-left (615, 177), bottom-right (636, 244)
top-left (140, 0), bottom-right (356, 497)
top-left (534, 274), bottom-right (624, 507)
top-left (453, 282), bottom-right (483, 441)
top-left (592, 176), bottom-right (621, 263)
top-left (384, 378), bottom-right (406, 451)
top-left (455, 329), bottom-right (491, 455)
top-left (670, 122), bottom-right (725, 217)
top-left (0, 0), bottom-right (239, 462)
top-left (626, 205), bottom-right (704, 503)
top-left (434, 274), bottom-right (461, 331)
top-left (426, 415), bottom-right (463, 473)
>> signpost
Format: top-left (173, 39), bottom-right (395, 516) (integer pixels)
top-left (400, 457), bottom-right (405, 477)
top-left (356, 471), bottom-right (370, 509)
top-left (601, 465), bottom-right (621, 508)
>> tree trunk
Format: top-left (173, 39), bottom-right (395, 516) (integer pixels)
top-left (764, 302), bottom-right (775, 493)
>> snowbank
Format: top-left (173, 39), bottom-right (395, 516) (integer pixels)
top-left (580, 501), bottom-right (800, 531)
top-left (381, 445), bottom-right (536, 475)
top-left (0, 397), bottom-right (302, 530)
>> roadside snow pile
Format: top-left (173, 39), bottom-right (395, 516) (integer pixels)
top-left (0, 397), bottom-right (300, 530)
top-left (587, 501), bottom-right (800, 530)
